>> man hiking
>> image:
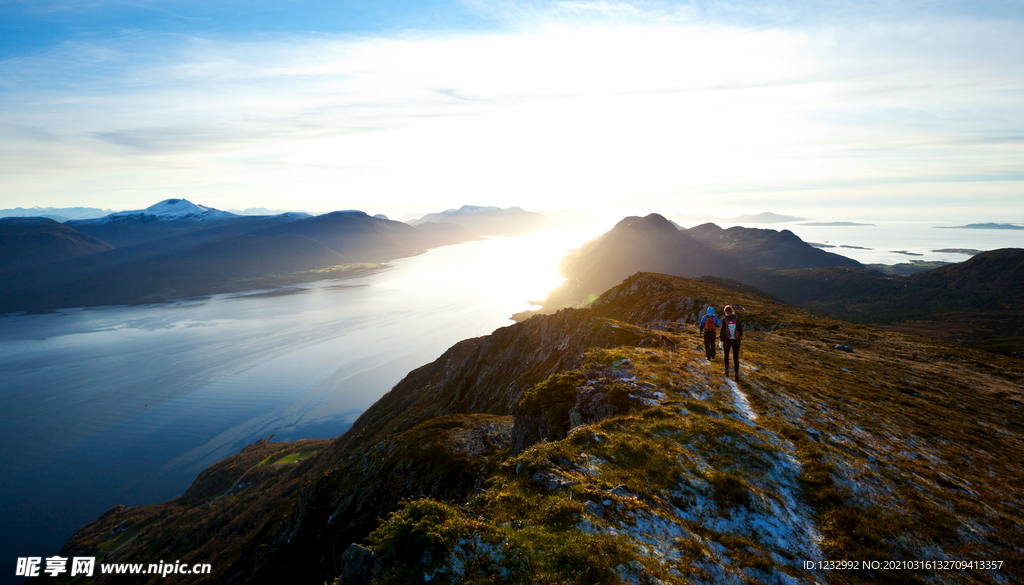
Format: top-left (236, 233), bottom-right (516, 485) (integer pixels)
top-left (698, 306), bottom-right (720, 360)
top-left (720, 305), bottom-right (743, 381)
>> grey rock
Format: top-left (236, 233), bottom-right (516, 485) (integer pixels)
top-left (571, 387), bottom-right (618, 425)
top-left (584, 500), bottom-right (604, 518)
top-left (835, 344), bottom-right (854, 352)
top-left (532, 471), bottom-right (578, 490)
top-left (339, 544), bottom-right (378, 585)
top-left (569, 411), bottom-right (584, 429)
top-left (608, 485), bottom-right (635, 499)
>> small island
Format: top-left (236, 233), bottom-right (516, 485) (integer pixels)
top-left (932, 248), bottom-right (981, 255)
top-left (936, 223), bottom-right (1024, 230)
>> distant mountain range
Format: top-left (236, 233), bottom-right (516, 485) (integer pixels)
top-left (0, 199), bottom-right (483, 312)
top-left (227, 207), bottom-right (314, 216)
top-left (408, 205), bottom-right (557, 235)
top-left (0, 200), bottom-right (596, 312)
top-left (0, 205), bottom-right (114, 222)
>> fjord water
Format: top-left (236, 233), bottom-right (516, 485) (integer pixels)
top-left (0, 225), bottom-right (607, 571)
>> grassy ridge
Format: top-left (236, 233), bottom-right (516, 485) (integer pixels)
top-left (57, 273), bottom-right (1024, 585)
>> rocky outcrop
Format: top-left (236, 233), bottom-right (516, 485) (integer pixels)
top-left (338, 544), bottom-right (378, 585)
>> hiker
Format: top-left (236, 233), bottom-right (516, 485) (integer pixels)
top-left (698, 306), bottom-right (719, 360)
top-left (720, 305), bottom-right (743, 381)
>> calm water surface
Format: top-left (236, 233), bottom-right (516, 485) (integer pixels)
top-left (0, 225), bottom-right (607, 575)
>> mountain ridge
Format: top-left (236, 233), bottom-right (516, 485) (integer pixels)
top-left (0, 203), bottom-right (481, 313)
top-left (54, 272), bottom-right (1024, 585)
top-left (0, 217), bottom-right (114, 273)
top-left (539, 214), bottom-right (859, 311)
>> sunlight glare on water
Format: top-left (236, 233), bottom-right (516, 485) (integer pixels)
top-left (0, 224), bottom-right (610, 567)
top-left (383, 224), bottom-right (612, 316)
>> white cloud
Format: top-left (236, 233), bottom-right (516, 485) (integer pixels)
top-left (0, 12), bottom-right (1021, 220)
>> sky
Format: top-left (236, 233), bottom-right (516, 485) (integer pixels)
top-left (0, 0), bottom-right (1022, 221)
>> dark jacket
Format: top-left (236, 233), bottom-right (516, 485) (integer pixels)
top-left (720, 314), bottom-right (743, 344)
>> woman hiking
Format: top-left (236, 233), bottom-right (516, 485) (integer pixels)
top-left (720, 305), bottom-right (743, 381)
top-left (698, 306), bottom-right (720, 360)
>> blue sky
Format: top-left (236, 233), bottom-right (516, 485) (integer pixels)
top-left (1, 0), bottom-right (1022, 220)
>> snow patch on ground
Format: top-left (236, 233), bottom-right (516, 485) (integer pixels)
top-left (725, 379), bottom-right (758, 421)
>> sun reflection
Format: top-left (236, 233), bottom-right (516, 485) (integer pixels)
top-left (402, 224), bottom-right (612, 317)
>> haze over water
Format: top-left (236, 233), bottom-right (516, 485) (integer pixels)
top-left (0, 225), bottom-right (606, 572)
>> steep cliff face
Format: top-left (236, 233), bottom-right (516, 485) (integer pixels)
top-left (58, 273), bottom-right (1024, 585)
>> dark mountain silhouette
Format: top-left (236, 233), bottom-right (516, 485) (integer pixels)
top-left (687, 222), bottom-right (861, 270)
top-left (0, 217), bottom-right (113, 273)
top-left (0, 210), bottom-right (314, 308)
top-left (256, 210), bottom-right (433, 262)
top-left (0, 207), bottom-right (489, 313)
top-left (543, 214), bottom-right (857, 308)
top-left (3, 234), bottom-right (352, 311)
top-left (409, 205), bottom-right (556, 236)
top-left (1, 203), bottom-right (429, 310)
top-left (739, 249), bottom-right (1023, 320)
top-left (544, 214), bottom-right (730, 307)
top-left (741, 249), bottom-right (1024, 349)
top-left (56, 273), bottom-right (1024, 584)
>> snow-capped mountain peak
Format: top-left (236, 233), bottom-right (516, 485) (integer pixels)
top-left (82, 199), bottom-right (238, 224)
top-left (142, 199), bottom-right (214, 217)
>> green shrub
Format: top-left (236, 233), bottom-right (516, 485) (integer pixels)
top-left (368, 498), bottom-right (468, 573)
top-left (519, 372), bottom-right (586, 437)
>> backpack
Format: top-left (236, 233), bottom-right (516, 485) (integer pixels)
top-left (723, 316), bottom-right (739, 341)
top-left (702, 316), bottom-right (717, 333)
